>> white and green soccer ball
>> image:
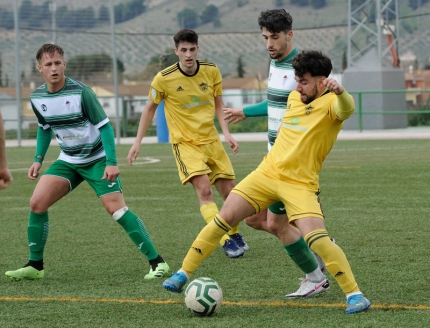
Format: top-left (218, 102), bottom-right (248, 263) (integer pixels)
top-left (184, 277), bottom-right (223, 316)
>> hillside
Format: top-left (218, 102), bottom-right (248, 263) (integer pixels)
top-left (0, 0), bottom-right (429, 86)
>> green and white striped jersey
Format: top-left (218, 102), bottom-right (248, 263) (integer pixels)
top-left (30, 77), bottom-right (110, 164)
top-left (267, 48), bottom-right (298, 148)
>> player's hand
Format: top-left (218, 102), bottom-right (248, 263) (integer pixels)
top-left (323, 78), bottom-right (344, 95)
top-left (0, 168), bottom-right (13, 190)
top-left (127, 143), bottom-right (141, 166)
top-left (102, 165), bottom-right (120, 182)
top-left (224, 134), bottom-right (239, 155)
top-left (28, 162), bottom-right (42, 180)
top-left (223, 107), bottom-right (246, 124)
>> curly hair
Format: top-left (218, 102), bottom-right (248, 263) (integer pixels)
top-left (258, 9), bottom-right (292, 33)
top-left (292, 50), bottom-right (333, 78)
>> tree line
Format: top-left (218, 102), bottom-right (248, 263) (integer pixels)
top-left (0, 0), bottom-right (146, 30)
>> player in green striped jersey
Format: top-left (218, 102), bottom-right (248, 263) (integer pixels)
top-left (5, 44), bottom-right (169, 281)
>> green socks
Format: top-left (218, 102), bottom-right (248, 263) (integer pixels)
top-left (115, 208), bottom-right (159, 261)
top-left (284, 237), bottom-right (318, 274)
top-left (28, 211), bottom-right (50, 261)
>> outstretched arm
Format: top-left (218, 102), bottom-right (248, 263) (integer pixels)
top-left (224, 100), bottom-right (268, 124)
top-left (215, 96), bottom-right (239, 154)
top-left (28, 126), bottom-right (52, 180)
top-left (324, 78), bottom-right (355, 121)
top-left (99, 123), bottom-right (120, 183)
top-left (0, 112), bottom-right (12, 189)
top-left (127, 100), bottom-right (158, 165)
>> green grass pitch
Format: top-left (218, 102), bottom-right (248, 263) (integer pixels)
top-left (1, 139), bottom-right (430, 327)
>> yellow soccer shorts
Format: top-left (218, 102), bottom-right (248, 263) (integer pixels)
top-left (172, 139), bottom-right (235, 185)
top-left (231, 167), bottom-right (324, 222)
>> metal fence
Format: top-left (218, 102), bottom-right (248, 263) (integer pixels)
top-left (1, 1), bottom-right (430, 144)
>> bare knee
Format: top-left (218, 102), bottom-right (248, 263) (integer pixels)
top-left (214, 178), bottom-right (235, 200)
top-left (244, 212), bottom-right (268, 231)
top-left (29, 196), bottom-right (48, 213)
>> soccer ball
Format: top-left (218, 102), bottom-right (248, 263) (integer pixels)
top-left (184, 277), bottom-right (223, 316)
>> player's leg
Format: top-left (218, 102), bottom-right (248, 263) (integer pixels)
top-left (208, 139), bottom-right (248, 253)
top-left (214, 177), bottom-right (249, 252)
top-left (172, 142), bottom-right (239, 256)
top-left (5, 161), bottom-right (73, 281)
top-left (163, 168), bottom-right (276, 292)
top-left (286, 187), bottom-right (370, 314)
top-left (265, 209), bottom-right (328, 298)
top-left (84, 158), bottom-right (168, 280)
top-left (163, 192), bottom-right (256, 292)
top-left (190, 175), bottom-right (243, 258)
top-left (99, 192), bottom-right (169, 279)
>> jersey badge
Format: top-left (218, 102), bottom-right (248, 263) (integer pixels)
top-left (283, 75), bottom-right (288, 86)
top-left (151, 88), bottom-right (157, 99)
top-left (199, 82), bottom-right (208, 92)
top-left (305, 105), bottom-right (314, 116)
top-left (41, 104), bottom-right (47, 111)
top-left (191, 95), bottom-right (200, 102)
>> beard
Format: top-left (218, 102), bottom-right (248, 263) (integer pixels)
top-left (301, 84), bottom-right (319, 104)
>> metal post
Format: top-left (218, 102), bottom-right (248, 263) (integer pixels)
top-left (358, 92), bottom-right (363, 132)
top-left (13, 0), bottom-right (22, 146)
top-left (49, 2), bottom-right (57, 44)
top-left (109, 0), bottom-right (121, 144)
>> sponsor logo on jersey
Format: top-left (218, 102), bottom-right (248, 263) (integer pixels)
top-left (282, 116), bottom-right (308, 131)
top-left (182, 96), bottom-right (211, 109)
top-left (291, 116), bottom-right (300, 125)
top-left (57, 133), bottom-right (84, 141)
top-left (199, 82), bottom-right (208, 92)
top-left (176, 86), bottom-right (184, 91)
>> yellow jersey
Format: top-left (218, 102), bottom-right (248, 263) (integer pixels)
top-left (149, 60), bottom-right (222, 145)
top-left (260, 89), bottom-right (354, 188)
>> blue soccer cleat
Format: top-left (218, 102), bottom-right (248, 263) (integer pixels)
top-left (162, 271), bottom-right (188, 293)
top-left (345, 294), bottom-right (371, 314)
top-left (229, 233), bottom-right (250, 251)
top-left (222, 239), bottom-right (244, 258)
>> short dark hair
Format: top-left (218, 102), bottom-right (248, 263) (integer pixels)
top-left (173, 29), bottom-right (198, 48)
top-left (36, 44), bottom-right (64, 62)
top-left (292, 50), bottom-right (333, 78)
top-left (258, 9), bottom-right (292, 33)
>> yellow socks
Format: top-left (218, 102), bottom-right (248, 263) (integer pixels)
top-left (200, 202), bottom-right (230, 246)
top-left (305, 229), bottom-right (359, 294)
top-left (182, 214), bottom-right (232, 276)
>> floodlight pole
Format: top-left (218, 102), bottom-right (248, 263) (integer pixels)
top-left (109, 0), bottom-right (121, 144)
top-left (347, 0), bottom-right (400, 68)
top-left (13, 0), bottom-right (22, 146)
top-left (49, 2), bottom-right (57, 44)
